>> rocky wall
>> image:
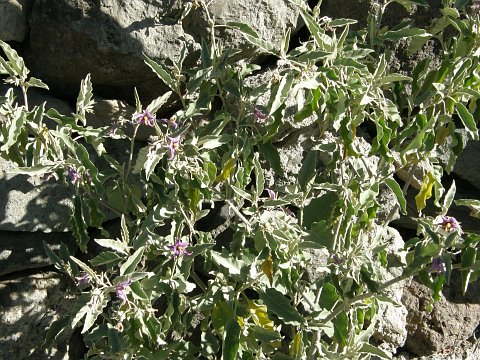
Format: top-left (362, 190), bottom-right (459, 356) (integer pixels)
top-left (1, 0), bottom-right (480, 359)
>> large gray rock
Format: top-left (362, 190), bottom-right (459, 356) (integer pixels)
top-left (0, 157), bottom-right (74, 232)
top-left (23, 0), bottom-right (301, 103)
top-left (0, 271), bottom-right (84, 359)
top-left (0, 231), bottom-right (77, 276)
top-left (0, 0), bottom-right (31, 42)
top-left (402, 275), bottom-right (480, 358)
top-left (373, 226), bottom-right (409, 353)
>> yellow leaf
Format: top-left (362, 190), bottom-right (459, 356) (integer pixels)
top-left (262, 255), bottom-right (274, 285)
top-left (247, 300), bottom-right (274, 330)
top-left (289, 331), bottom-right (303, 357)
top-left (415, 172), bottom-right (435, 213)
top-left (214, 157), bottom-right (236, 183)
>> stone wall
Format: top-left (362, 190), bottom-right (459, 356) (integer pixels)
top-left (1, 1), bottom-right (480, 358)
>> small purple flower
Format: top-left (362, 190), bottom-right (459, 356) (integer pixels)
top-left (253, 107), bottom-right (268, 122)
top-left (435, 215), bottom-right (462, 235)
top-left (134, 109), bottom-right (155, 127)
top-left (331, 254), bottom-right (343, 265)
top-left (160, 117), bottom-right (178, 129)
top-left (266, 189), bottom-right (277, 200)
top-left (430, 258), bottom-right (444, 274)
top-left (67, 166), bottom-right (81, 184)
top-left (115, 279), bottom-right (132, 301)
top-left (75, 272), bottom-right (90, 287)
top-left (165, 136), bottom-right (180, 160)
top-left (169, 240), bottom-right (191, 257)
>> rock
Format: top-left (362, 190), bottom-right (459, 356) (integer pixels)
top-left (0, 157), bottom-right (74, 232)
top-left (0, 231), bottom-right (77, 276)
top-left (23, 0), bottom-right (301, 103)
top-left (0, 271), bottom-right (84, 359)
top-left (402, 274), bottom-right (480, 358)
top-left (0, 0), bottom-right (30, 42)
top-left (373, 226), bottom-right (409, 353)
top-left (451, 131), bottom-right (480, 190)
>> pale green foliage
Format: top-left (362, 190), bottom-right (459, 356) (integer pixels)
top-left (1, 0), bottom-right (480, 359)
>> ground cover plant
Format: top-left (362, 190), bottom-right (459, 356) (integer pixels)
top-left (1, 0), bottom-right (480, 358)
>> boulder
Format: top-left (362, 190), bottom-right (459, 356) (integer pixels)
top-left (0, 0), bottom-right (31, 42)
top-left (23, 0), bottom-right (301, 103)
top-left (373, 226), bottom-right (409, 353)
top-left (0, 231), bottom-right (77, 276)
top-left (0, 157), bottom-right (74, 232)
top-left (0, 271), bottom-right (84, 359)
top-left (402, 274), bottom-right (480, 358)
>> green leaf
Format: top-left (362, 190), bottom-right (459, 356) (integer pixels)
top-left (120, 247), bottom-right (145, 275)
top-left (462, 247), bottom-right (476, 294)
top-left (211, 251), bottom-right (244, 276)
top-left (82, 292), bottom-right (109, 333)
top-left (25, 77), bottom-right (49, 90)
top-left (442, 180), bottom-right (456, 214)
top-left (296, 7), bottom-right (333, 51)
top-left (304, 220), bottom-right (334, 250)
top-left (455, 199), bottom-right (480, 218)
top-left (269, 73), bottom-right (295, 115)
top-left (70, 195), bottom-right (90, 252)
top-left (108, 327), bottom-right (122, 353)
top-left (76, 74), bottom-right (95, 124)
top-left (250, 326), bottom-right (282, 342)
top-left (258, 142), bottom-right (284, 176)
top-left (303, 192), bottom-right (338, 229)
top-left (384, 178), bottom-right (407, 215)
top-left (44, 316), bottom-right (70, 347)
top-left (222, 320), bottom-right (241, 360)
top-left (143, 53), bottom-right (176, 90)
top-left (90, 251), bottom-right (123, 266)
top-left (319, 283), bottom-right (340, 311)
top-left (260, 288), bottom-right (305, 325)
top-left (0, 108), bottom-right (26, 152)
top-left (0, 40), bottom-right (27, 80)
top-left (226, 22), bottom-right (278, 55)
top-left (94, 238), bottom-right (129, 255)
top-left (358, 343), bottom-right (392, 359)
top-left (253, 153), bottom-right (264, 200)
top-left (456, 103), bottom-right (479, 141)
top-left (43, 241), bottom-right (62, 266)
top-left (70, 256), bottom-right (97, 280)
top-left (393, 0), bottom-right (428, 12)
top-left (147, 91), bottom-right (172, 114)
top-left (212, 301), bottom-right (234, 335)
top-left (298, 151), bottom-right (317, 191)
top-left (377, 27), bottom-right (431, 42)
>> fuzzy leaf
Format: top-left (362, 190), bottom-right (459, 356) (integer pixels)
top-left (260, 288), bottom-right (305, 325)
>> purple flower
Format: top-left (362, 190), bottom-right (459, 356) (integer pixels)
top-left (435, 215), bottom-right (462, 235)
top-left (75, 272), bottom-right (90, 287)
top-left (134, 109), bottom-right (155, 127)
top-left (331, 254), bottom-right (343, 265)
top-left (266, 189), bottom-right (277, 200)
top-left (160, 117), bottom-right (178, 129)
top-left (253, 107), bottom-right (268, 122)
top-left (67, 166), bottom-right (81, 184)
top-left (115, 279), bottom-right (132, 301)
top-left (430, 258), bottom-right (444, 274)
top-left (169, 240), bottom-right (191, 257)
top-left (165, 136), bottom-right (180, 160)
